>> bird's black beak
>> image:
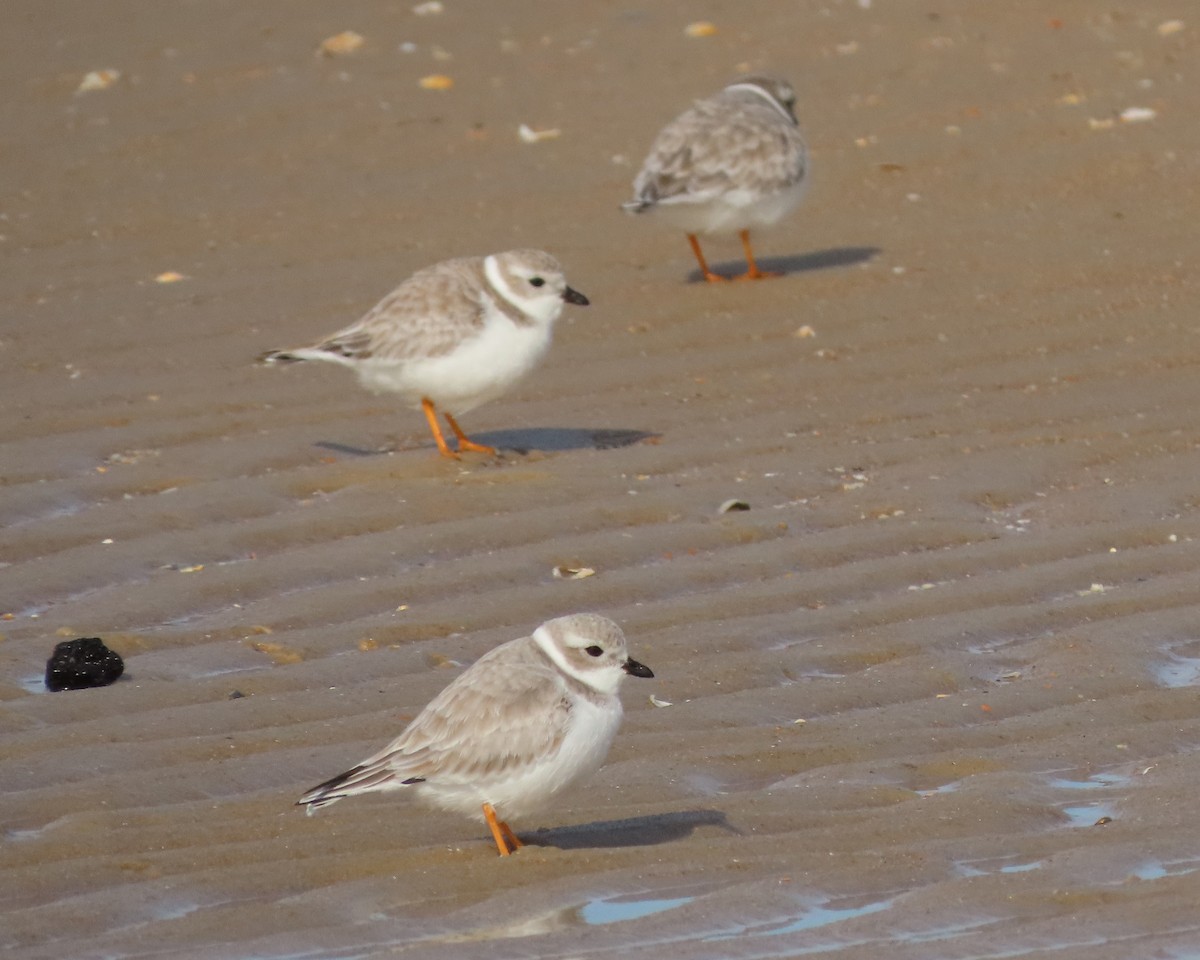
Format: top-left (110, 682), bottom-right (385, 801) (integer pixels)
top-left (563, 286), bottom-right (589, 306)
top-left (623, 658), bottom-right (654, 679)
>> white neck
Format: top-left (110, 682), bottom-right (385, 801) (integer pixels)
top-left (724, 82), bottom-right (794, 123)
top-left (483, 254), bottom-right (519, 308)
top-left (533, 626), bottom-right (621, 695)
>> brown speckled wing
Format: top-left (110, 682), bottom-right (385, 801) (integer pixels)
top-left (356, 638), bottom-right (571, 785)
top-left (306, 257), bottom-right (490, 363)
top-left (633, 96), bottom-right (807, 206)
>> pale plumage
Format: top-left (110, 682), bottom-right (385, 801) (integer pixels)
top-left (296, 613), bottom-right (654, 856)
top-left (259, 250), bottom-right (588, 457)
top-left (624, 74), bottom-right (808, 282)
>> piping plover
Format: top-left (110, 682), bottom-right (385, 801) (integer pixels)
top-left (259, 250), bottom-right (589, 458)
top-left (623, 74), bottom-right (808, 282)
top-left (297, 613), bottom-right (654, 856)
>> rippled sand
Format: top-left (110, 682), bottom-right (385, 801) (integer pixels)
top-left (4, 2), bottom-right (1200, 957)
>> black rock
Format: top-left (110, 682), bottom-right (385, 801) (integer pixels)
top-left (45, 637), bottom-right (125, 692)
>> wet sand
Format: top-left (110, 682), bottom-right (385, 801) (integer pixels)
top-left (4, 1), bottom-right (1200, 957)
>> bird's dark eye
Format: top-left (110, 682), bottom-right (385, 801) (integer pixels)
top-left (529, 277), bottom-right (546, 287)
top-left (585, 645), bottom-right (604, 657)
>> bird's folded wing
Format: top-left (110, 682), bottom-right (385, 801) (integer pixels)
top-left (357, 654), bottom-right (571, 784)
top-left (309, 263), bottom-right (489, 362)
top-left (635, 103), bottom-right (805, 205)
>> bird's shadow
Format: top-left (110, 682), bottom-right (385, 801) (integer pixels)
top-left (473, 427), bottom-right (658, 453)
top-left (314, 427), bottom-right (657, 458)
top-left (519, 809), bottom-right (739, 850)
top-left (686, 245), bottom-right (881, 284)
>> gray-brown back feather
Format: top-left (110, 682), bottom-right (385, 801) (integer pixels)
top-left (297, 636), bottom-right (577, 808)
top-left (265, 257), bottom-right (494, 366)
top-left (630, 82), bottom-right (806, 208)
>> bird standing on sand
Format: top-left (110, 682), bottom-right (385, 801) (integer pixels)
top-left (259, 249), bottom-right (588, 458)
top-left (296, 614), bottom-right (654, 857)
top-left (624, 75), bottom-right (808, 282)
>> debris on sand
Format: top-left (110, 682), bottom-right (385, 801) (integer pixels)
top-left (553, 564), bottom-right (596, 580)
top-left (45, 637), bottom-right (125, 692)
top-left (518, 123), bottom-right (561, 143)
top-left (318, 31), bottom-right (365, 57)
top-left (76, 69), bottom-right (121, 94)
top-left (419, 73), bottom-right (454, 90)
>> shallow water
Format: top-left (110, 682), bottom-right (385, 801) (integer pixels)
top-left (1154, 652), bottom-right (1200, 689)
top-left (580, 895), bottom-right (695, 926)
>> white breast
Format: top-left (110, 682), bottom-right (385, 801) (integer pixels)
top-left (501, 694), bottom-right (622, 819)
top-left (356, 297), bottom-right (555, 415)
top-left (415, 693), bottom-right (623, 823)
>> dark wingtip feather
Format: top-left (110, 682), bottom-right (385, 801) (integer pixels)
top-left (296, 766), bottom-right (426, 813)
top-left (258, 349), bottom-right (301, 364)
top-left (296, 764), bottom-right (365, 808)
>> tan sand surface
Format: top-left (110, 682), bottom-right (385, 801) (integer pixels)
top-left (3, 1), bottom-right (1200, 957)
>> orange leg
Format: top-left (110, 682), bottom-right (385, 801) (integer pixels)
top-left (444, 412), bottom-right (496, 456)
top-left (498, 819), bottom-right (524, 852)
top-left (734, 229), bottom-right (781, 281)
top-left (687, 234), bottom-right (728, 283)
top-left (482, 802), bottom-right (521, 856)
top-left (420, 397), bottom-right (458, 458)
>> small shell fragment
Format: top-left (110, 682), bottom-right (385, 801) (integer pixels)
top-left (1157, 19), bottom-right (1185, 36)
top-left (649, 694), bottom-right (673, 708)
top-left (155, 271), bottom-right (187, 284)
top-left (250, 640), bottom-right (304, 665)
top-left (412, 1), bottom-right (444, 14)
top-left (77, 69), bottom-right (121, 94)
top-left (318, 31), bottom-right (365, 57)
top-left (418, 73), bottom-right (454, 91)
top-left (553, 565), bottom-right (595, 580)
top-left (794, 324), bottom-right (816, 338)
top-left (1119, 106), bottom-right (1157, 124)
top-left (518, 123), bottom-right (561, 143)
top-left (684, 21), bottom-right (717, 38)
top-left (718, 499), bottom-right (751, 514)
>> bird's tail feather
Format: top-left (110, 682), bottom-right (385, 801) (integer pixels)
top-left (258, 349), bottom-right (305, 364)
top-left (296, 762), bottom-right (424, 814)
